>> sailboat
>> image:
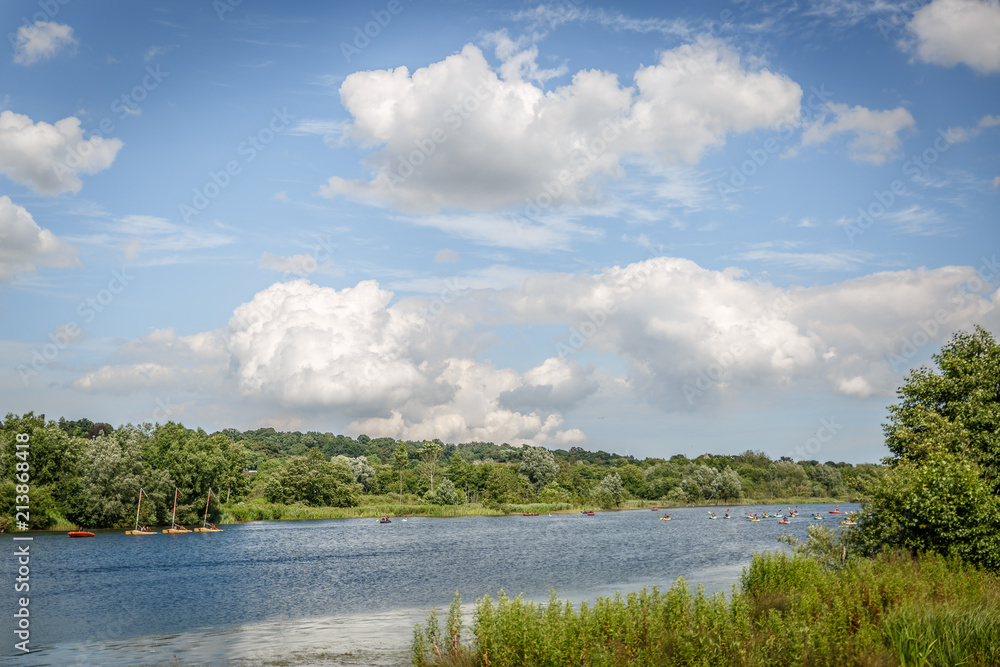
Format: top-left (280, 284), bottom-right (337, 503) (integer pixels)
top-left (194, 488), bottom-right (223, 532)
top-left (125, 487), bottom-right (157, 535)
top-left (162, 488), bottom-right (191, 533)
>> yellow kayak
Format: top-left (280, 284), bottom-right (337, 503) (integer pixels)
top-left (125, 530), bottom-right (157, 535)
top-left (193, 528), bottom-right (223, 532)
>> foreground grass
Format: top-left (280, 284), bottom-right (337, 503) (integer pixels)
top-left (412, 550), bottom-right (1000, 667)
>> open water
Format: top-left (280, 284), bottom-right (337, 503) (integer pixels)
top-left (0, 503), bottom-right (858, 665)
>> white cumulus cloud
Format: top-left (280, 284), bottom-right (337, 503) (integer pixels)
top-left (12, 21), bottom-right (77, 66)
top-left (0, 196), bottom-right (80, 281)
top-left (322, 40), bottom-right (800, 213)
top-left (0, 111), bottom-right (123, 194)
top-left (902, 0), bottom-right (1000, 74)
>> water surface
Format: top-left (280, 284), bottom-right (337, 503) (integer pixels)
top-left (1, 503), bottom-right (857, 665)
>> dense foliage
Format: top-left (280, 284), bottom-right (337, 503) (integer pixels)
top-left (848, 327), bottom-right (1000, 572)
top-left (0, 413), bottom-right (881, 529)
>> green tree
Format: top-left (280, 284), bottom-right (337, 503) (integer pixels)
top-left (594, 472), bottom-right (625, 508)
top-left (883, 326), bottom-right (1000, 491)
top-left (424, 478), bottom-right (460, 505)
top-left (419, 441), bottom-right (444, 493)
top-left (393, 443), bottom-right (408, 502)
top-left (518, 446), bottom-right (559, 493)
top-left (849, 328), bottom-right (1000, 572)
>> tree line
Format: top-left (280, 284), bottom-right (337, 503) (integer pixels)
top-left (0, 414), bottom-right (880, 530)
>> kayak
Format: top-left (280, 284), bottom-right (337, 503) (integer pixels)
top-left (68, 531), bottom-right (95, 538)
top-left (659, 517), bottom-right (671, 521)
top-left (125, 530), bottom-right (157, 535)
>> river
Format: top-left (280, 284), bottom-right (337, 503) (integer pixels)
top-left (1, 503), bottom-right (857, 665)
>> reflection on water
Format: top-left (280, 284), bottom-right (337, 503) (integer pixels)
top-left (1, 503), bottom-right (857, 665)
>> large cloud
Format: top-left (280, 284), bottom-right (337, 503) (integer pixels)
top-left (74, 280), bottom-right (595, 446)
top-left (12, 21), bottom-right (77, 66)
top-left (71, 259), bottom-right (999, 441)
top-left (0, 111), bottom-right (123, 194)
top-left (0, 196), bottom-right (80, 281)
top-left (903, 0), bottom-right (1000, 74)
top-left (322, 39), bottom-right (800, 213)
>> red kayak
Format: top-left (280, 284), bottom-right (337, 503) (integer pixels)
top-left (68, 531), bottom-right (95, 538)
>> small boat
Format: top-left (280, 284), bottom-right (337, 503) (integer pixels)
top-left (778, 519), bottom-right (790, 524)
top-left (378, 517), bottom-right (392, 523)
top-left (162, 488), bottom-right (191, 534)
top-left (586, 511), bottom-right (595, 516)
top-left (814, 515), bottom-right (823, 520)
top-left (828, 505), bottom-right (841, 514)
top-left (841, 520), bottom-right (856, 525)
top-left (522, 512), bottom-right (539, 516)
top-left (125, 488), bottom-right (157, 535)
top-left (193, 488), bottom-right (223, 532)
top-left (659, 515), bottom-right (671, 520)
top-left (651, 507), bottom-right (659, 511)
top-left (68, 531), bottom-right (95, 538)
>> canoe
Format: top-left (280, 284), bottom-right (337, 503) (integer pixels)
top-left (193, 527), bottom-right (222, 532)
top-left (125, 530), bottom-right (157, 535)
top-left (162, 528), bottom-right (191, 534)
top-left (659, 517), bottom-right (671, 520)
top-left (68, 531), bottom-right (95, 538)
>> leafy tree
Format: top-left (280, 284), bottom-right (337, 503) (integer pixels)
top-left (518, 446), bottom-right (559, 492)
top-left (445, 453), bottom-right (472, 498)
top-left (334, 455), bottom-right (376, 493)
top-left (849, 328), bottom-right (1000, 572)
top-left (393, 443), bottom-right (409, 501)
top-left (424, 478), bottom-right (460, 505)
top-left (883, 326), bottom-right (1000, 492)
top-left (272, 450), bottom-right (360, 507)
top-left (481, 464), bottom-right (529, 509)
top-left (594, 472), bottom-right (625, 508)
top-left (846, 452), bottom-right (1000, 572)
top-left (419, 441), bottom-right (444, 492)
top-left (718, 467), bottom-right (743, 501)
top-left (64, 427), bottom-right (148, 528)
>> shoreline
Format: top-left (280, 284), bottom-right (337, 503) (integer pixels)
top-left (27, 497), bottom-right (858, 533)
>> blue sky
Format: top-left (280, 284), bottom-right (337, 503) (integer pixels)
top-left (1, 0), bottom-right (998, 462)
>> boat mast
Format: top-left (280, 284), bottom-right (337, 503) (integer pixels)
top-left (202, 488), bottom-right (212, 529)
top-left (171, 487), bottom-right (179, 529)
top-left (134, 488), bottom-right (144, 531)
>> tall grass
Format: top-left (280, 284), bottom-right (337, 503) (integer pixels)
top-left (413, 550), bottom-right (1000, 666)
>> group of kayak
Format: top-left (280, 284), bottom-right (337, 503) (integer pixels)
top-left (657, 506), bottom-right (868, 523)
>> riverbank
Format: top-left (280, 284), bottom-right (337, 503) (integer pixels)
top-left (34, 496), bottom-right (856, 531)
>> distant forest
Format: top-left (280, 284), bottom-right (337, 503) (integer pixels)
top-left (0, 412), bottom-right (884, 530)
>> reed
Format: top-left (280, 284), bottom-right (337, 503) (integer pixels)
top-left (413, 549), bottom-right (1000, 666)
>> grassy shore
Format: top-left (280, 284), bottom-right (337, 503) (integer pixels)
top-left (32, 495), bottom-right (855, 531)
top-left (412, 549), bottom-right (1000, 667)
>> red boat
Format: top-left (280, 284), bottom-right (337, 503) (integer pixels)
top-left (68, 531), bottom-right (95, 538)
